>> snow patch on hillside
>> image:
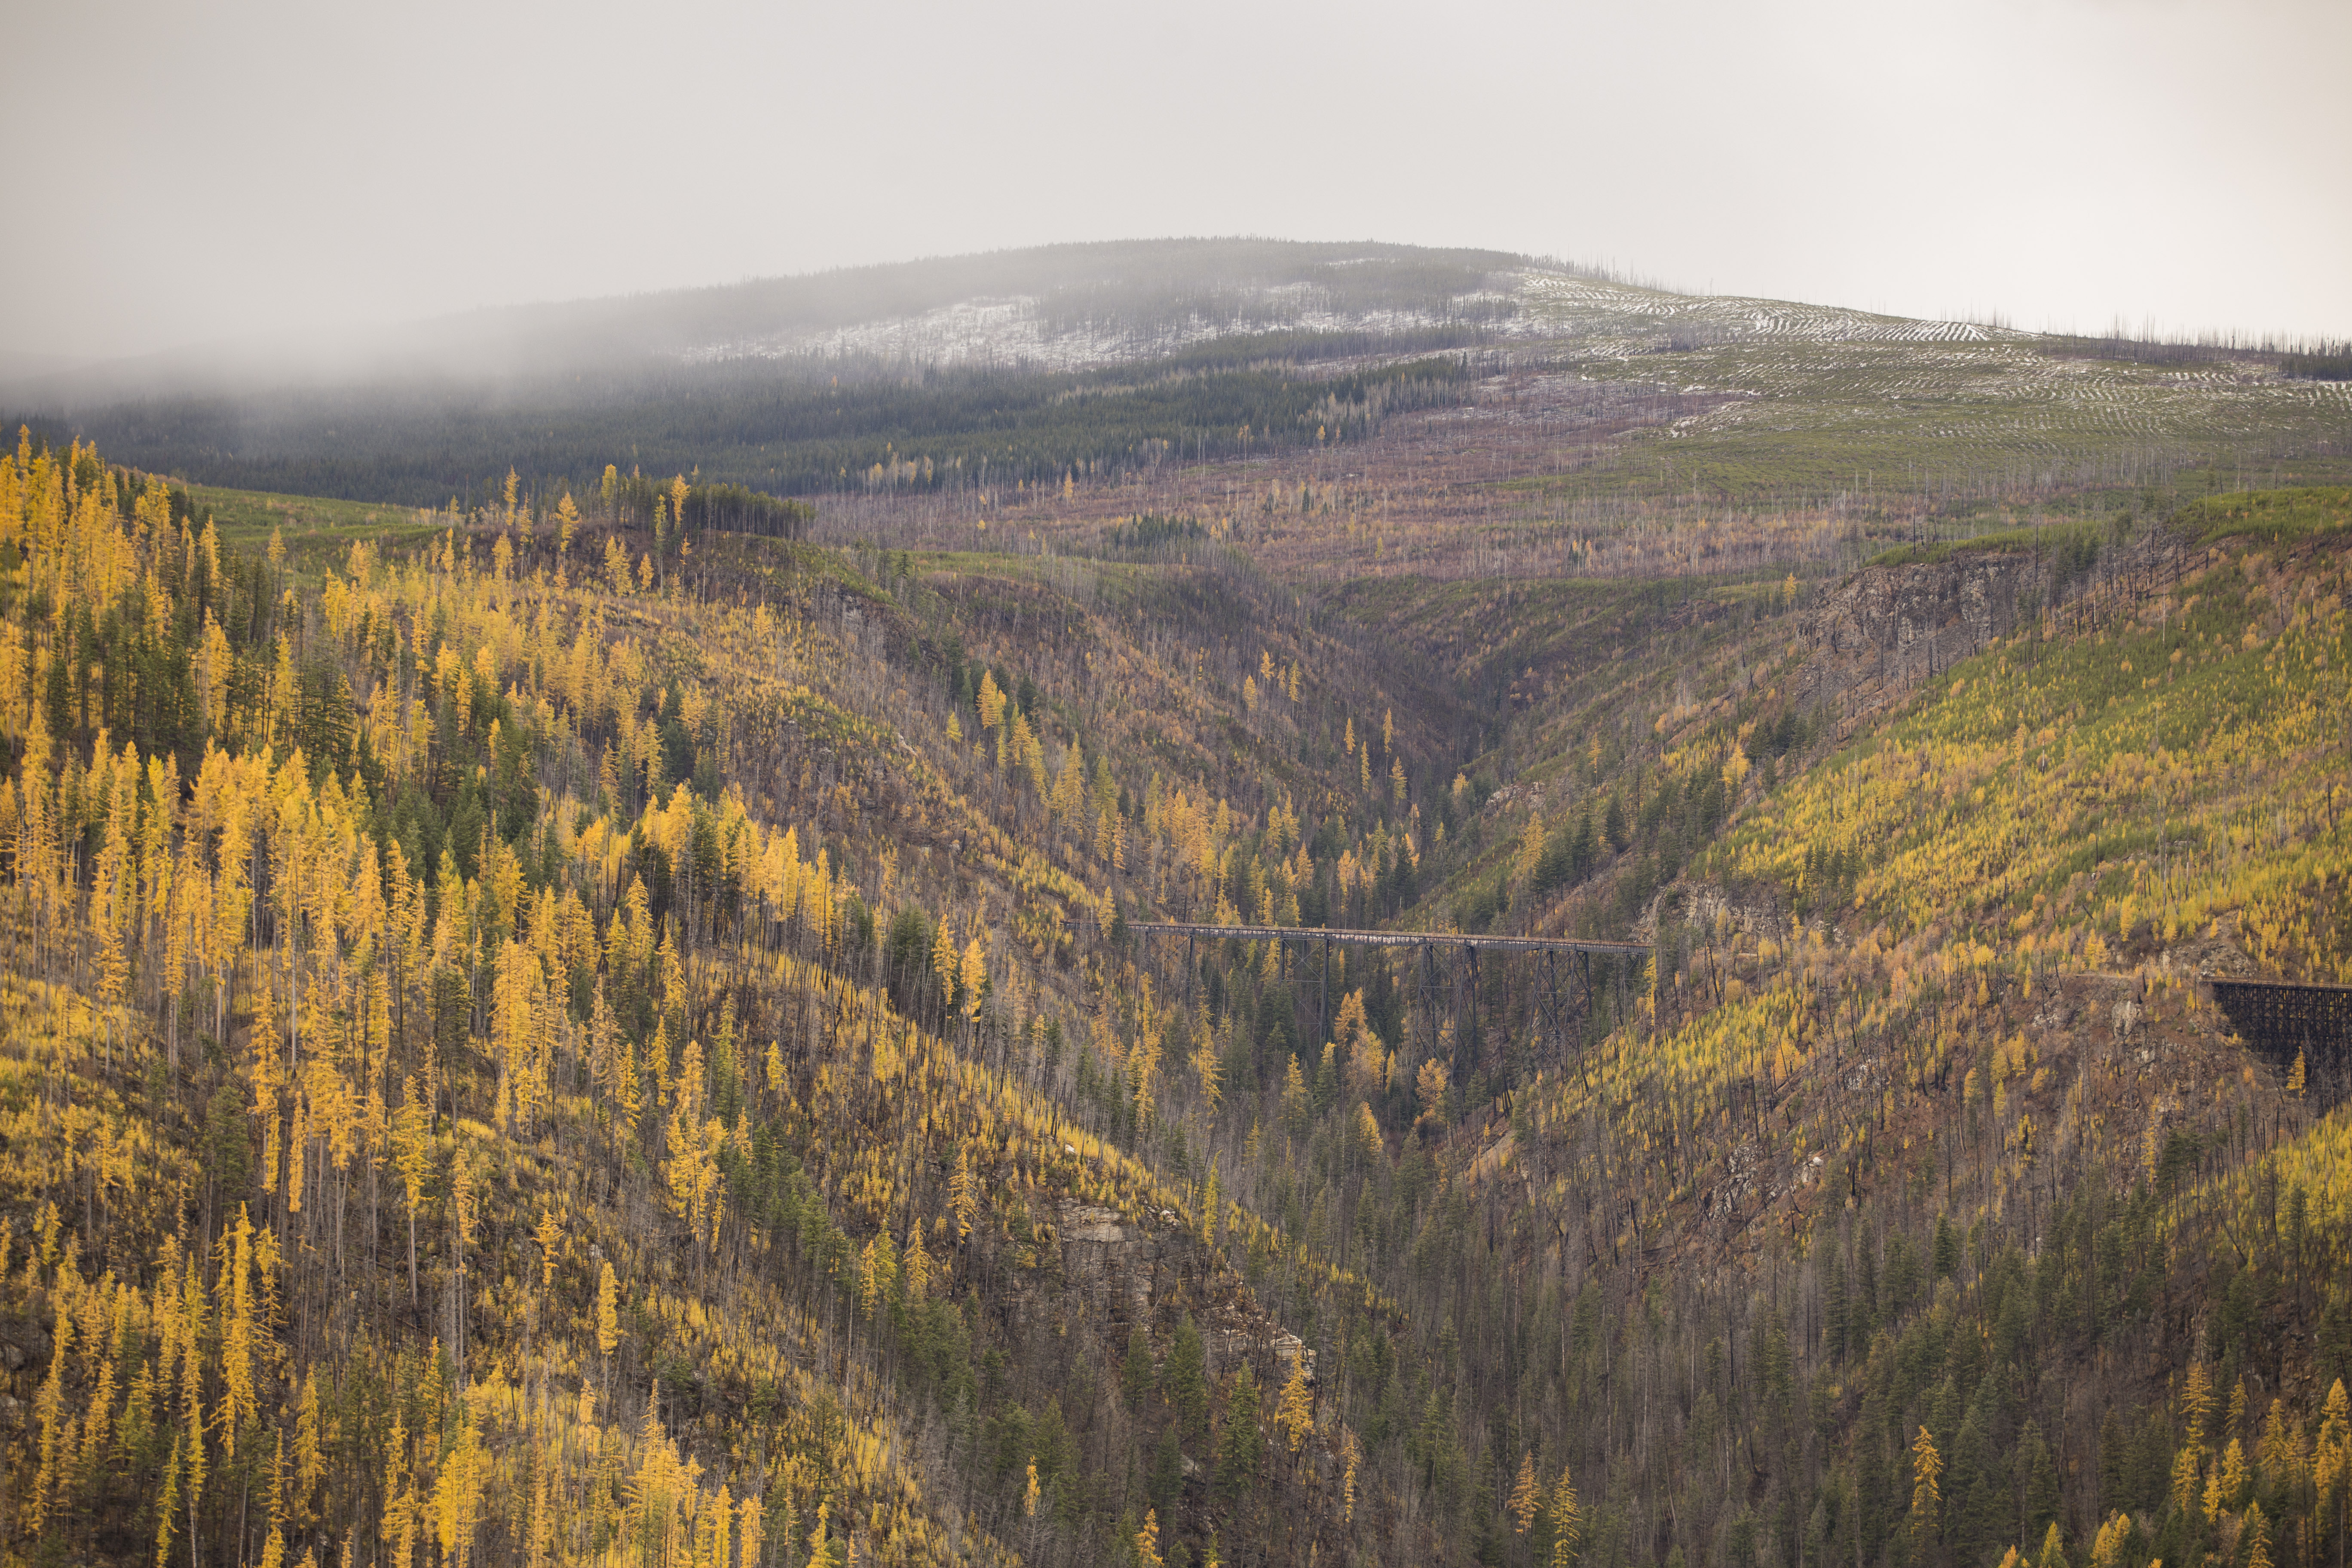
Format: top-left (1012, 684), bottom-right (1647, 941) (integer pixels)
top-left (1517, 274), bottom-right (2022, 354)
top-left (681, 294), bottom-right (1506, 371)
top-left (676, 270), bottom-right (2034, 373)
top-left (677, 267), bottom-right (1560, 371)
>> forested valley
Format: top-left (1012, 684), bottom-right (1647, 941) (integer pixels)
top-left (2, 374), bottom-right (2351, 1568)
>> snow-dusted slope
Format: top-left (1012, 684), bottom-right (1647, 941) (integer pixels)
top-left (681, 285), bottom-right (1518, 370)
top-left (677, 268), bottom-right (2022, 371)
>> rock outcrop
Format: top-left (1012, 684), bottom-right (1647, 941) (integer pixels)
top-left (1798, 551), bottom-right (2043, 733)
top-left (1798, 529), bottom-right (2190, 737)
top-left (1048, 1199), bottom-right (1315, 1387)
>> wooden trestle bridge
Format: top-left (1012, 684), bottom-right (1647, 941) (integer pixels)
top-left (2209, 979), bottom-right (2352, 1092)
top-left (1132, 921), bottom-right (1651, 1068)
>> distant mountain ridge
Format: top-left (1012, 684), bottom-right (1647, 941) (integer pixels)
top-left (12, 235), bottom-right (2343, 520)
top-left (5, 238), bottom-right (1550, 402)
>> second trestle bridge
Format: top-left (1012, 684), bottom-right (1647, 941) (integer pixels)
top-left (1130, 921), bottom-right (1650, 1071)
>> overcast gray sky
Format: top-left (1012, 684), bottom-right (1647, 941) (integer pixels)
top-left (6, 0), bottom-right (2346, 364)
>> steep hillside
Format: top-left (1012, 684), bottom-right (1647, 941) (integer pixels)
top-left (1352, 487), bottom-right (2352, 1568)
top-left (0, 432), bottom-right (1468, 1568)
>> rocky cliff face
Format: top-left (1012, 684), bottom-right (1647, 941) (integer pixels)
top-left (1050, 1199), bottom-right (1316, 1387)
top-left (1797, 529), bottom-right (2190, 735)
top-left (1798, 550), bottom-right (2043, 733)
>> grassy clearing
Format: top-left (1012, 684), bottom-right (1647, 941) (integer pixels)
top-left (187, 481), bottom-right (442, 571)
top-left (1855, 483), bottom-right (2352, 569)
top-left (1507, 279), bottom-right (2352, 515)
top-left (1863, 519), bottom-right (2110, 569)
top-left (2172, 485), bottom-right (2352, 546)
top-left (1647, 346), bottom-right (2349, 506)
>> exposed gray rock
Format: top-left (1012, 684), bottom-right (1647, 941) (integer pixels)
top-left (1798, 529), bottom-right (2187, 738)
top-left (1801, 551), bottom-right (2041, 728)
top-left (0, 1315), bottom-right (51, 1373)
top-left (1047, 1197), bottom-right (1314, 1389)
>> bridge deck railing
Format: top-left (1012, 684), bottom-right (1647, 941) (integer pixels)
top-left (1130, 921), bottom-right (1649, 958)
